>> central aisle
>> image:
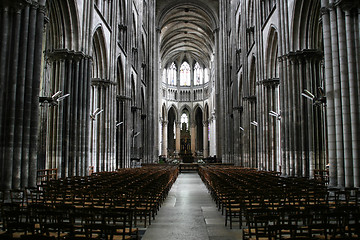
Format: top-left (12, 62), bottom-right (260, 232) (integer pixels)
top-left (142, 172), bottom-right (242, 240)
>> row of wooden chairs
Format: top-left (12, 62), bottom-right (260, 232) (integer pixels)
top-left (0, 166), bottom-right (179, 239)
top-left (1, 202), bottom-right (137, 240)
top-left (199, 166), bottom-right (360, 240)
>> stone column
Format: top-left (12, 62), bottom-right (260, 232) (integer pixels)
top-left (321, 1), bottom-right (337, 187)
top-left (175, 121), bottom-right (181, 155)
top-left (191, 121), bottom-right (196, 156)
top-left (345, 8), bottom-right (360, 188)
top-left (330, 4), bottom-right (345, 188)
top-left (305, 57), bottom-right (315, 179)
top-left (203, 121), bottom-right (209, 158)
top-left (62, 58), bottom-right (73, 177)
top-left (9, 7), bottom-right (22, 189)
top-left (71, 58), bottom-right (80, 175)
top-left (84, 58), bottom-right (92, 175)
top-left (162, 120), bottom-right (168, 157)
top-left (17, 4), bottom-right (30, 186)
top-left (55, 59), bottom-right (65, 178)
top-left (209, 113), bottom-right (217, 157)
top-left (78, 58), bottom-right (85, 175)
top-left (233, 106), bottom-right (242, 166)
top-left (0, 7), bottom-right (9, 152)
top-left (0, 1), bottom-right (47, 189)
top-left (336, 7), bottom-right (353, 187)
top-left (29, 2), bottom-right (46, 187)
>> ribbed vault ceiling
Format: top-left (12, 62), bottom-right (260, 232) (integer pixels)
top-left (159, 4), bottom-right (215, 66)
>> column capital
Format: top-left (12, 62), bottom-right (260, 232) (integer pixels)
top-left (212, 27), bottom-right (219, 34)
top-left (1, 0), bottom-right (29, 10)
top-left (328, 3), bottom-right (336, 11)
top-left (321, 6), bottom-right (330, 15)
top-left (243, 95), bottom-right (256, 103)
top-left (233, 106), bottom-right (244, 112)
top-left (260, 78), bottom-right (280, 87)
top-left (91, 78), bottom-right (112, 87)
top-left (45, 49), bottom-right (86, 62)
top-left (335, 0), bottom-right (359, 10)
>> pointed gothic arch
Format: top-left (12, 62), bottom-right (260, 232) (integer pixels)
top-left (249, 56), bottom-right (257, 96)
top-left (292, 0), bottom-right (322, 50)
top-left (46, 0), bottom-right (80, 50)
top-left (92, 26), bottom-right (108, 79)
top-left (266, 26), bottom-right (279, 79)
top-left (167, 106), bottom-right (178, 155)
top-left (289, 0), bottom-right (325, 179)
top-left (117, 57), bottom-right (125, 95)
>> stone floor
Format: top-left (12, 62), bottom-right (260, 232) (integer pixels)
top-left (141, 172), bottom-right (242, 240)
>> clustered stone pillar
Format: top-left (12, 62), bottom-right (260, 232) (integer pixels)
top-left (260, 79), bottom-right (280, 172)
top-left (190, 122), bottom-right (196, 156)
top-left (203, 121), bottom-right (209, 158)
top-left (175, 121), bottom-right (181, 155)
top-left (162, 120), bottom-right (168, 157)
top-left (242, 98), bottom-right (251, 168)
top-left (321, 0), bottom-right (360, 188)
top-left (0, 1), bottom-right (46, 190)
top-left (209, 113), bottom-right (217, 157)
top-left (42, 50), bottom-right (91, 178)
top-left (90, 79), bottom-right (115, 173)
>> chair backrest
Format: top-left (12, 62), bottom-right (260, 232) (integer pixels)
top-left (10, 189), bottom-right (25, 207)
top-left (102, 208), bottom-right (134, 240)
top-left (0, 189), bottom-right (6, 204)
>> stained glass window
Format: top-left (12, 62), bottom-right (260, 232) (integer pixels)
top-left (167, 62), bottom-right (177, 85)
top-left (194, 62), bottom-right (203, 85)
top-left (180, 62), bottom-right (190, 86)
top-left (181, 113), bottom-right (189, 130)
top-left (204, 68), bottom-right (209, 83)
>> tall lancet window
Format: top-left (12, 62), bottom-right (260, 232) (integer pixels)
top-left (204, 68), bottom-right (209, 83)
top-left (181, 113), bottom-right (189, 130)
top-left (194, 62), bottom-right (203, 85)
top-left (180, 62), bottom-right (190, 86)
top-left (167, 62), bottom-right (177, 85)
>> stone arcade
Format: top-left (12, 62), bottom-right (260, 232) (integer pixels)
top-left (0, 0), bottom-right (359, 191)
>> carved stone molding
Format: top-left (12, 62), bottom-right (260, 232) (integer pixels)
top-left (261, 78), bottom-right (280, 87)
top-left (46, 49), bottom-right (87, 62)
top-left (117, 95), bottom-right (131, 101)
top-left (91, 78), bottom-right (113, 87)
top-left (243, 95), bottom-right (256, 103)
top-left (233, 106), bottom-right (244, 113)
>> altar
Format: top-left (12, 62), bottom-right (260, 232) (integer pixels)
top-left (179, 163), bottom-right (199, 172)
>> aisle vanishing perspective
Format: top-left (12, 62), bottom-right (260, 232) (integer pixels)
top-left (142, 172), bottom-right (242, 240)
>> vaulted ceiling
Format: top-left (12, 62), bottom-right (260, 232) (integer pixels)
top-left (157, 2), bottom-right (217, 67)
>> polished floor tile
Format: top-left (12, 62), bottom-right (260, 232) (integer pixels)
top-left (141, 172), bottom-right (242, 240)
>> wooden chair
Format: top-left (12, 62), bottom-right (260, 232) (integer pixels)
top-left (252, 215), bottom-right (279, 240)
top-left (0, 190), bottom-right (6, 233)
top-left (2, 208), bottom-right (34, 239)
top-left (243, 208), bottom-right (271, 240)
top-left (103, 209), bottom-right (138, 240)
top-left (268, 223), bottom-right (298, 240)
top-left (133, 196), bottom-right (152, 228)
top-left (224, 194), bottom-right (243, 229)
top-left (84, 223), bottom-right (114, 240)
top-left (41, 208), bottom-right (73, 240)
top-left (27, 203), bottom-right (52, 234)
top-left (70, 208), bottom-right (94, 239)
top-left (10, 189), bottom-right (25, 208)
